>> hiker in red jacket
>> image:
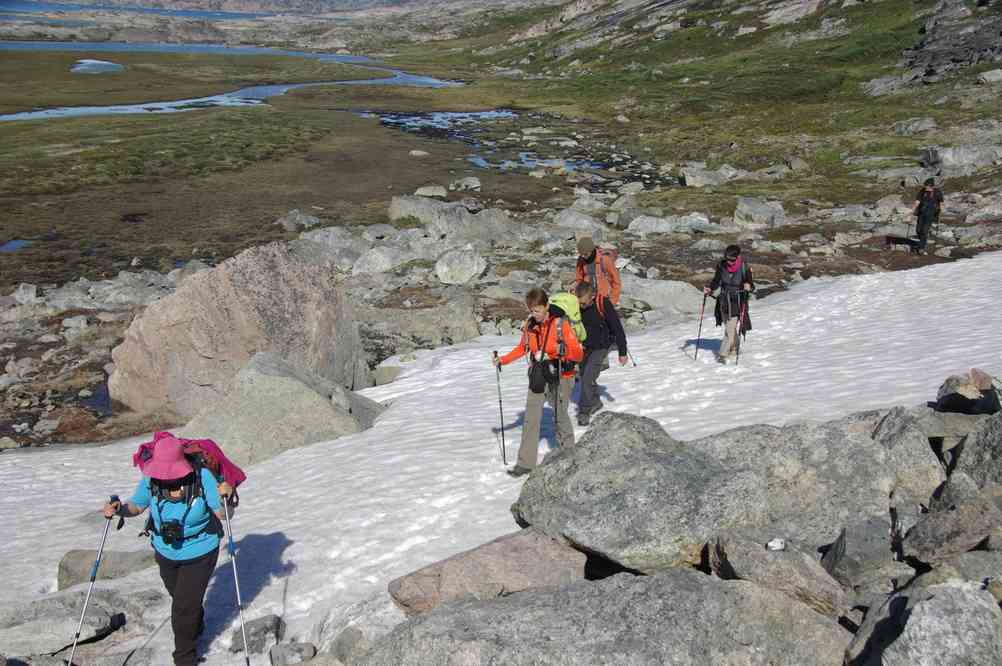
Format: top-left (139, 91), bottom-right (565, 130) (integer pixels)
top-left (495, 287), bottom-right (584, 477)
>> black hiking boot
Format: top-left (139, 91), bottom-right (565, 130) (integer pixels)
top-left (578, 412), bottom-right (591, 427)
top-left (506, 465), bottom-right (531, 478)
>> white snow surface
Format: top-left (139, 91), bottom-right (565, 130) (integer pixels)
top-left (1, 252), bottom-right (1000, 662)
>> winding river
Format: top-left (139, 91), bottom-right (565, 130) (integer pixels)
top-left (0, 41), bottom-right (460, 122)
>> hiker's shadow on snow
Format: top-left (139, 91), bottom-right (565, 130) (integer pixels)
top-left (203, 531), bottom-right (296, 646)
top-left (683, 337), bottom-right (722, 356)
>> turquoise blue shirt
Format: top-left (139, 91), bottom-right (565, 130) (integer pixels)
top-left (131, 468), bottom-right (222, 561)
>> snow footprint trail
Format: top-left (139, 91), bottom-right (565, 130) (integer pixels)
top-left (0, 253), bottom-right (1000, 664)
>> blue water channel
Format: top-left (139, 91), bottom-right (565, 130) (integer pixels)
top-left (0, 41), bottom-right (460, 121)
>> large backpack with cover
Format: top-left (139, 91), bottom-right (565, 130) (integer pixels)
top-left (548, 292), bottom-right (587, 344)
top-left (132, 431), bottom-right (247, 540)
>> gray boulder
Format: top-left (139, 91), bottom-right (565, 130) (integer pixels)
top-left (449, 176), bottom-right (481, 192)
top-left (921, 144), bottom-right (1002, 176)
top-left (871, 407), bottom-right (947, 525)
top-left (980, 69), bottom-right (1002, 85)
top-left (913, 551), bottom-right (1002, 599)
top-left (179, 353), bottom-right (383, 468)
top-left (388, 196), bottom-right (513, 246)
top-left (553, 208), bottom-right (604, 232)
top-left (0, 587), bottom-right (149, 656)
top-left (110, 242), bottom-right (370, 419)
top-left (434, 245), bottom-right (486, 285)
top-left (57, 549), bottom-right (156, 590)
top-left (892, 118), bottom-right (938, 136)
top-left (928, 471), bottom-right (981, 512)
top-left (388, 528), bottom-right (586, 616)
top-left (352, 289), bottom-right (481, 362)
top-left (846, 581), bottom-right (1002, 666)
top-left (734, 197), bottom-right (786, 228)
top-left (352, 245), bottom-right (416, 275)
top-left (693, 410), bottom-right (943, 550)
top-left (13, 283), bottom-right (42, 306)
top-left (619, 275), bottom-right (704, 314)
top-left (903, 485), bottom-right (1002, 565)
top-left (275, 209), bottom-right (321, 232)
top-left (955, 412), bottom-right (1002, 487)
top-left (819, 518), bottom-right (912, 608)
top-left (511, 413), bottom-right (769, 572)
top-left (414, 185), bottom-right (447, 198)
top-left (231, 614), bottom-right (285, 654)
top-left (269, 642), bottom-right (317, 665)
top-left (681, 166), bottom-right (728, 187)
top-left (360, 570), bottom-right (850, 666)
top-left (935, 367), bottom-right (1001, 414)
top-left (300, 227), bottom-right (371, 271)
top-left (711, 528), bottom-right (846, 618)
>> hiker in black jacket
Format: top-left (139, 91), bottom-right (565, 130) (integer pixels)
top-left (575, 281), bottom-right (628, 426)
top-left (704, 244), bottom-right (754, 364)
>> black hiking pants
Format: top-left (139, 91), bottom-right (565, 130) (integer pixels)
top-left (916, 215), bottom-right (935, 251)
top-left (156, 547), bottom-right (219, 666)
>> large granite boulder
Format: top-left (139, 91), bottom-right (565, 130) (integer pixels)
top-left (178, 353), bottom-right (383, 467)
top-left (734, 197), bottom-right (787, 228)
top-left (434, 245), bottom-right (486, 285)
top-left (388, 528), bottom-right (587, 616)
top-left (819, 518), bottom-right (913, 608)
top-left (954, 412), bottom-right (1002, 488)
top-left (360, 570), bottom-right (851, 666)
top-left (934, 368), bottom-right (1001, 414)
top-left (57, 549), bottom-right (156, 591)
top-left (388, 196), bottom-right (513, 246)
top-left (351, 289), bottom-right (481, 363)
top-left (711, 528), bottom-right (846, 618)
top-left (846, 581), bottom-right (1002, 665)
top-left (692, 409), bottom-right (944, 550)
top-left (902, 484), bottom-right (1002, 565)
top-left (619, 275), bottom-right (705, 314)
top-left (110, 242), bottom-right (369, 419)
top-left (0, 587), bottom-right (164, 659)
top-left (511, 413), bottom-right (769, 572)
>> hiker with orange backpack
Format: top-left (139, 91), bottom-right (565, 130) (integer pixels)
top-left (100, 434), bottom-right (242, 666)
top-left (494, 287), bottom-right (584, 478)
top-left (573, 236), bottom-right (621, 307)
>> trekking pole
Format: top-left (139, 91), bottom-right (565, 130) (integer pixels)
top-left (735, 299), bottom-right (748, 367)
top-left (694, 293), bottom-right (708, 360)
top-left (222, 497), bottom-right (251, 666)
top-left (69, 494), bottom-right (119, 666)
top-left (627, 351), bottom-right (638, 367)
top-left (492, 352), bottom-right (507, 466)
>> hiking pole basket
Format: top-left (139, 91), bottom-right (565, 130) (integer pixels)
top-left (694, 293), bottom-right (708, 360)
top-left (68, 494), bottom-right (119, 666)
top-left (493, 351), bottom-right (507, 466)
top-left (223, 497), bottom-right (251, 666)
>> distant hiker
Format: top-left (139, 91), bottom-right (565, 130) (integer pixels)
top-left (575, 282), bottom-right (628, 426)
top-left (573, 236), bottom-right (621, 307)
top-left (102, 435), bottom-right (237, 666)
top-left (704, 244), bottom-right (754, 364)
top-left (912, 177), bottom-right (943, 255)
top-left (495, 287), bottom-right (584, 477)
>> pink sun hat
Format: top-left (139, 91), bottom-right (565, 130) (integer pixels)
top-left (142, 435), bottom-right (194, 481)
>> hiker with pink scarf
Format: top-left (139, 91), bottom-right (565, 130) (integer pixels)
top-left (704, 244), bottom-right (755, 364)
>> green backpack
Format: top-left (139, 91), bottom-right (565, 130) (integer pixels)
top-left (549, 292), bottom-right (587, 344)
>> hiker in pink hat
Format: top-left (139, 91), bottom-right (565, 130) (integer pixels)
top-left (102, 435), bottom-right (235, 666)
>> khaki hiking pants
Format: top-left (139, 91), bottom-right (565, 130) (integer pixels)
top-left (721, 317), bottom-right (741, 358)
top-left (518, 375), bottom-right (575, 469)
